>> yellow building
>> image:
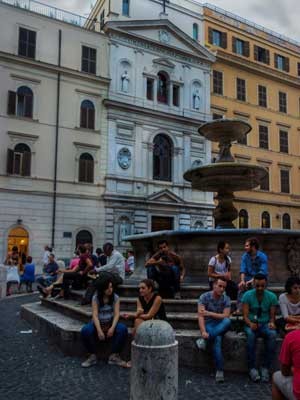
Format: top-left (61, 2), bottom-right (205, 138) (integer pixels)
top-left (202, 4), bottom-right (300, 230)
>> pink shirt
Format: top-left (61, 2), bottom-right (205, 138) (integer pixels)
top-left (69, 257), bottom-right (80, 270)
top-left (279, 330), bottom-right (300, 399)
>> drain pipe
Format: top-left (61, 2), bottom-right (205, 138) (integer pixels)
top-left (51, 29), bottom-right (62, 249)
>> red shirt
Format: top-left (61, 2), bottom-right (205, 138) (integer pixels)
top-left (279, 330), bottom-right (300, 399)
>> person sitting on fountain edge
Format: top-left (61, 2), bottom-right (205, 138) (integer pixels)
top-left (145, 240), bottom-right (185, 299)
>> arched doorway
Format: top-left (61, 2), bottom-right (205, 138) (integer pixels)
top-left (76, 230), bottom-right (93, 248)
top-left (7, 227), bottom-right (29, 267)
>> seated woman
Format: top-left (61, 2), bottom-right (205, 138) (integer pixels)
top-left (81, 276), bottom-right (129, 368)
top-left (18, 256), bottom-right (35, 293)
top-left (208, 241), bottom-right (238, 300)
top-left (278, 276), bottom-right (300, 332)
top-left (122, 279), bottom-right (167, 336)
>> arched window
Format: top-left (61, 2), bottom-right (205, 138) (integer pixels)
top-left (282, 213), bottom-right (291, 229)
top-left (261, 211), bottom-right (271, 228)
top-left (153, 134), bottom-right (173, 181)
top-left (17, 86), bottom-right (33, 118)
top-left (193, 220), bottom-right (204, 230)
top-left (7, 143), bottom-right (31, 176)
top-left (80, 100), bottom-right (95, 130)
top-left (193, 23), bottom-right (199, 40)
top-left (122, 0), bottom-right (130, 16)
top-left (76, 230), bottom-right (93, 247)
top-left (157, 71), bottom-right (169, 104)
top-left (239, 209), bottom-right (249, 229)
top-left (79, 153), bottom-right (94, 183)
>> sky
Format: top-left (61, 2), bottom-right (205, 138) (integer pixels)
top-left (41, 0), bottom-right (300, 42)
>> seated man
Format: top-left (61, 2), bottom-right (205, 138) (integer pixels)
top-left (95, 242), bottom-right (124, 285)
top-left (272, 330), bottom-right (300, 400)
top-left (145, 240), bottom-right (185, 299)
top-left (242, 273), bottom-right (277, 383)
top-left (36, 253), bottom-right (58, 289)
top-left (196, 277), bottom-right (231, 383)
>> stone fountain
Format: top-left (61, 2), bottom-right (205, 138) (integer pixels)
top-left (125, 119), bottom-right (300, 284)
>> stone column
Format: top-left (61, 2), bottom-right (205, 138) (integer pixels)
top-left (0, 265), bottom-right (7, 298)
top-left (130, 320), bottom-right (178, 400)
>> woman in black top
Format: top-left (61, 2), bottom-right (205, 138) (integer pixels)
top-left (122, 279), bottom-right (166, 336)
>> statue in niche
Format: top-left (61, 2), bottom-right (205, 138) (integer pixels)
top-left (193, 88), bottom-right (201, 110)
top-left (119, 219), bottom-right (131, 243)
top-left (121, 70), bottom-right (130, 93)
top-left (287, 238), bottom-right (300, 277)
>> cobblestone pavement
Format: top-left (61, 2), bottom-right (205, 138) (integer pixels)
top-left (0, 295), bottom-right (272, 400)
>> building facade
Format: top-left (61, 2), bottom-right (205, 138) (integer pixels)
top-left (87, 0), bottom-right (215, 252)
top-left (0, 1), bottom-right (110, 264)
top-left (203, 4), bottom-right (300, 230)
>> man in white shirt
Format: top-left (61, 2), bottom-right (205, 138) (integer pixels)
top-left (95, 243), bottom-right (125, 282)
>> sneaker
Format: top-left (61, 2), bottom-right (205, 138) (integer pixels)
top-left (81, 354), bottom-right (97, 368)
top-left (174, 292), bottom-right (181, 300)
top-left (260, 367), bottom-right (270, 383)
top-left (108, 354), bottom-right (130, 368)
top-left (196, 337), bottom-right (207, 351)
top-left (215, 370), bottom-right (224, 383)
top-left (249, 368), bottom-right (260, 382)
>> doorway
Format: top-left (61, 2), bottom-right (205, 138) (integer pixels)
top-left (151, 216), bottom-right (174, 232)
top-left (7, 227), bottom-right (29, 267)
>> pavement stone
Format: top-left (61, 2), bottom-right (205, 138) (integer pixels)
top-left (0, 295), bottom-right (272, 400)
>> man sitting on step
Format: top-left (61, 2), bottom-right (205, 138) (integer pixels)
top-left (145, 240), bottom-right (185, 299)
top-left (196, 277), bottom-right (231, 383)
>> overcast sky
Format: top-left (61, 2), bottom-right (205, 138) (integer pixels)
top-left (42, 0), bottom-right (300, 42)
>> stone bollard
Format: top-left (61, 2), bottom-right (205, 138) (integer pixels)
top-left (0, 265), bottom-right (7, 299)
top-left (130, 320), bottom-right (178, 400)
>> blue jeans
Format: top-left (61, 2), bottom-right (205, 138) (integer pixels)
top-left (244, 323), bottom-right (277, 370)
top-left (81, 321), bottom-right (128, 355)
top-left (36, 275), bottom-right (56, 287)
top-left (147, 265), bottom-right (180, 293)
top-left (205, 318), bottom-right (231, 371)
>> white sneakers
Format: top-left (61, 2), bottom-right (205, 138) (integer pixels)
top-left (195, 337), bottom-right (207, 351)
top-left (81, 354), bottom-right (97, 368)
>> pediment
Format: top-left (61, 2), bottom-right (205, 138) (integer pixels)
top-left (153, 58), bottom-right (175, 68)
top-left (105, 20), bottom-right (215, 64)
top-left (147, 189), bottom-right (184, 204)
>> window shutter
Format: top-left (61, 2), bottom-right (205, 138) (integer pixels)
top-left (254, 45), bottom-right (258, 61)
top-left (79, 159), bottom-right (85, 182)
top-left (6, 149), bottom-right (14, 174)
top-left (86, 160), bottom-right (94, 183)
top-left (232, 37), bottom-right (236, 53)
top-left (266, 49), bottom-right (270, 65)
top-left (285, 57), bottom-right (290, 72)
top-left (208, 27), bottom-right (213, 44)
top-left (274, 54), bottom-right (278, 69)
top-left (80, 107), bottom-right (87, 128)
top-left (244, 41), bottom-right (250, 57)
top-left (88, 108), bottom-right (95, 130)
top-left (221, 32), bottom-right (227, 49)
top-left (24, 94), bottom-right (33, 118)
top-left (7, 91), bottom-right (16, 115)
top-left (21, 151), bottom-right (31, 176)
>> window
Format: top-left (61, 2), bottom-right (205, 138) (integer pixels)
top-left (146, 78), bottom-right (154, 100)
top-left (193, 23), bottom-right (199, 41)
top-left (259, 125), bottom-right (269, 149)
top-left (7, 143), bottom-right (31, 176)
top-left (18, 27), bottom-right (36, 59)
top-left (298, 62), bottom-right (300, 77)
top-left (232, 37), bottom-right (249, 57)
top-left (213, 70), bottom-right (223, 95)
top-left (254, 45), bottom-right (270, 64)
top-left (258, 85), bottom-right (267, 107)
top-left (79, 153), bottom-right (94, 183)
top-left (172, 85), bottom-right (180, 107)
top-left (279, 131), bottom-right (288, 153)
top-left (260, 168), bottom-right (269, 191)
top-left (239, 209), bottom-right (249, 229)
top-left (7, 86), bottom-right (34, 119)
top-left (279, 91), bottom-right (287, 113)
top-left (76, 230), bottom-right (93, 247)
top-left (274, 54), bottom-right (289, 72)
top-left (153, 134), bottom-right (172, 181)
top-left (261, 211), bottom-right (271, 228)
top-left (208, 28), bottom-right (227, 49)
top-left (280, 170), bottom-right (290, 193)
top-left (282, 213), bottom-right (291, 229)
top-left (236, 78), bottom-right (246, 101)
top-left (81, 46), bottom-right (96, 74)
top-left (122, 0), bottom-right (130, 16)
top-left (80, 100), bottom-right (95, 130)
top-left (157, 72), bottom-right (169, 104)
top-left (100, 10), bottom-right (105, 30)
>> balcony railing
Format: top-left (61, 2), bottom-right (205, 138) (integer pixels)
top-left (0, 0), bottom-right (89, 27)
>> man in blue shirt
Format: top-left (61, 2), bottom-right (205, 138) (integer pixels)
top-left (37, 253), bottom-right (58, 290)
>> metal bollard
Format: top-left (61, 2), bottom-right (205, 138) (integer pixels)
top-left (0, 265), bottom-right (7, 299)
top-left (130, 320), bottom-right (178, 400)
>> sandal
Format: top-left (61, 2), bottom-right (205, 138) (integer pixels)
top-left (108, 354), bottom-right (131, 368)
